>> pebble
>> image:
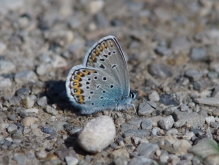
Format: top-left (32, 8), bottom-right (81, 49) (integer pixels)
top-left (53, 121), bottom-right (68, 132)
top-left (16, 87), bottom-right (30, 98)
top-left (141, 118), bottom-right (152, 130)
top-left (23, 95), bottom-right (36, 108)
top-left (51, 55), bottom-right (67, 68)
top-left (41, 126), bottom-right (55, 134)
top-left (159, 136), bottom-right (191, 155)
top-left (166, 128), bottom-right (178, 136)
top-left (45, 105), bottom-right (58, 116)
top-left (13, 153), bottom-right (26, 165)
top-left (15, 70), bottom-right (37, 84)
top-left (194, 97), bottom-right (219, 106)
top-left (36, 150), bottom-right (47, 159)
top-left (172, 111), bottom-right (205, 128)
top-left (138, 102), bottom-right (155, 116)
top-left (205, 116), bottom-right (215, 125)
top-left (55, 148), bottom-right (77, 161)
top-left (148, 91), bottom-right (160, 102)
top-left (78, 116), bottom-right (116, 153)
top-left (190, 47), bottom-right (206, 61)
top-left (7, 123), bottom-right (17, 133)
top-left (184, 69), bottom-right (202, 81)
top-left (0, 42), bottom-right (6, 53)
top-left (0, 60), bottom-right (15, 74)
top-left (159, 94), bottom-right (179, 106)
top-left (36, 63), bottom-right (53, 75)
top-left (158, 115), bottom-right (174, 130)
top-left (88, 0), bottom-right (105, 14)
top-left (148, 63), bottom-right (172, 78)
top-left (123, 129), bottom-right (150, 138)
top-left (0, 77), bottom-right (12, 89)
top-left (136, 142), bottom-right (159, 157)
top-left (128, 156), bottom-right (158, 165)
top-left (171, 37), bottom-right (191, 52)
top-left (21, 117), bottom-right (38, 126)
top-left (37, 96), bottom-right (47, 107)
top-left (65, 156), bottom-right (79, 165)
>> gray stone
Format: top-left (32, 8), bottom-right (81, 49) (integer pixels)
top-left (23, 95), bottom-right (36, 108)
top-left (141, 119), bottom-right (152, 130)
top-left (136, 142), bottom-right (159, 157)
top-left (0, 42), bottom-right (6, 53)
top-left (78, 116), bottom-right (116, 153)
top-left (53, 121), bottom-right (68, 132)
top-left (0, 77), bottom-right (12, 89)
top-left (148, 63), bottom-right (172, 78)
top-left (148, 91), bottom-right (160, 102)
top-left (7, 124), bottom-right (17, 133)
top-left (123, 129), bottom-right (150, 138)
top-left (159, 94), bottom-right (179, 106)
top-left (0, 60), bottom-right (15, 74)
top-left (65, 156), bottom-right (79, 165)
top-left (16, 87), bottom-right (30, 98)
top-left (45, 105), bottom-right (58, 116)
top-left (194, 97), bottom-right (219, 106)
top-left (55, 148), bottom-right (77, 161)
top-left (15, 70), bottom-right (37, 84)
top-left (158, 115), bottom-right (174, 130)
top-left (190, 48), bottom-right (206, 61)
top-left (128, 156), bottom-right (158, 165)
top-left (121, 123), bottom-right (134, 132)
top-left (171, 37), bottom-right (191, 52)
top-left (37, 96), bottom-right (47, 107)
top-left (154, 45), bottom-right (172, 56)
top-left (36, 63), bottom-right (53, 75)
top-left (138, 102), bottom-right (155, 116)
top-left (13, 153), bottom-right (26, 165)
top-left (172, 111), bottom-right (205, 128)
top-left (185, 69), bottom-right (202, 81)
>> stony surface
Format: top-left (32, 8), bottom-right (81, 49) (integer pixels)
top-left (0, 0), bottom-right (219, 164)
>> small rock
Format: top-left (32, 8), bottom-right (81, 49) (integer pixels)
top-left (0, 77), bottom-right (12, 89)
top-left (159, 94), bottom-right (179, 106)
top-left (37, 96), bottom-right (47, 107)
top-left (158, 115), bottom-right (174, 130)
top-left (21, 117), bottom-right (38, 126)
top-left (123, 129), bottom-right (150, 138)
top-left (36, 150), bottom-right (47, 159)
top-left (7, 123), bottom-right (17, 133)
top-left (41, 126), bottom-right (55, 134)
top-left (194, 97), bottom-right (219, 106)
top-left (36, 63), bottom-right (53, 75)
top-left (13, 153), bottom-right (26, 165)
top-left (8, 114), bottom-right (16, 121)
top-left (172, 111), bottom-right (205, 128)
top-left (138, 102), bottom-right (155, 116)
top-left (23, 95), bottom-right (36, 108)
top-left (141, 119), bottom-right (152, 130)
top-left (51, 55), bottom-right (67, 68)
top-left (0, 60), bottom-right (15, 74)
top-left (23, 108), bottom-right (39, 113)
top-left (136, 142), bottom-right (159, 157)
top-left (0, 42), bottom-right (6, 53)
top-left (45, 105), bottom-right (58, 116)
top-left (15, 70), bottom-right (37, 84)
top-left (53, 121), bottom-right (68, 132)
top-left (128, 156), bottom-right (158, 165)
top-left (78, 116), bottom-right (116, 153)
top-left (148, 91), bottom-right (160, 102)
top-left (110, 148), bottom-right (129, 159)
top-left (88, 0), bottom-right (105, 14)
top-left (65, 156), bottom-right (78, 165)
top-left (205, 116), bottom-right (215, 125)
top-left (16, 87), bottom-right (30, 98)
top-left (55, 148), bottom-right (77, 161)
top-left (185, 69), bottom-right (202, 81)
top-left (166, 128), bottom-right (178, 136)
top-left (148, 63), bottom-right (172, 78)
top-left (171, 37), bottom-right (191, 52)
top-left (190, 48), bottom-right (206, 61)
top-left (159, 136), bottom-right (191, 155)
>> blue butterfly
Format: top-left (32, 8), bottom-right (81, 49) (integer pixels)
top-left (66, 36), bottom-right (136, 114)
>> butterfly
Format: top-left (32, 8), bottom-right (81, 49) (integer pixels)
top-left (66, 36), bottom-right (136, 114)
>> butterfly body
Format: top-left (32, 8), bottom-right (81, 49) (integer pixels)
top-left (66, 36), bottom-right (136, 114)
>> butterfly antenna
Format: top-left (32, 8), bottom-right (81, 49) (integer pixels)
top-left (140, 97), bottom-right (156, 109)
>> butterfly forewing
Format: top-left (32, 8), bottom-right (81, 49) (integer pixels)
top-left (83, 36), bottom-right (130, 97)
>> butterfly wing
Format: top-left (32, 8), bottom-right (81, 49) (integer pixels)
top-left (66, 36), bottom-right (131, 114)
top-left (66, 65), bottom-right (125, 114)
top-left (83, 36), bottom-right (130, 97)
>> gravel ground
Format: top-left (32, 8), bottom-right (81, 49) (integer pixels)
top-left (1, 0), bottom-right (219, 165)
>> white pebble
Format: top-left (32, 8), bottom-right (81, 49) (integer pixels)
top-left (78, 116), bottom-right (116, 153)
top-left (149, 91), bottom-right (160, 101)
top-left (22, 117), bottom-right (38, 126)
